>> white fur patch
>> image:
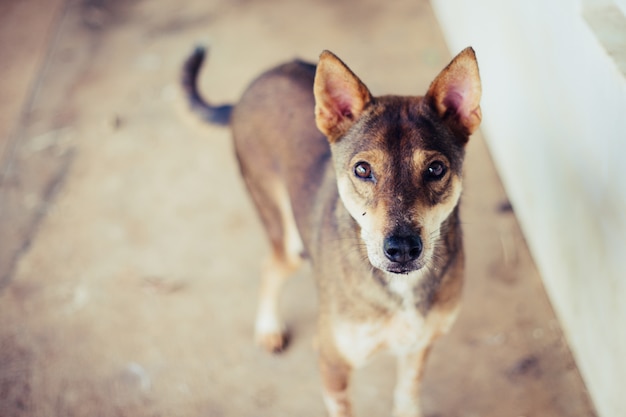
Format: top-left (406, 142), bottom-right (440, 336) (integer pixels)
top-left (333, 319), bottom-right (384, 368)
top-left (332, 307), bottom-right (432, 368)
top-left (272, 180), bottom-right (304, 262)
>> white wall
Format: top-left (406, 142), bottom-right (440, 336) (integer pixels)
top-left (431, 1), bottom-right (626, 416)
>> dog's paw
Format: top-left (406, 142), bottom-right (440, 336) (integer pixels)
top-left (255, 329), bottom-right (289, 354)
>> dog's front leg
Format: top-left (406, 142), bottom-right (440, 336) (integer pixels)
top-left (319, 355), bottom-right (353, 417)
top-left (392, 346), bottom-right (432, 417)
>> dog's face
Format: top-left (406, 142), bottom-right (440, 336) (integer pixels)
top-left (333, 98), bottom-right (466, 274)
top-left (314, 49), bottom-right (482, 275)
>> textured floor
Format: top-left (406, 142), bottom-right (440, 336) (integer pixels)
top-left (0, 0), bottom-right (596, 416)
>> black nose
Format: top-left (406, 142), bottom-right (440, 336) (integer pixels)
top-left (383, 235), bottom-right (423, 263)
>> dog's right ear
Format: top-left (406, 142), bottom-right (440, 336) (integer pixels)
top-left (314, 51), bottom-right (372, 142)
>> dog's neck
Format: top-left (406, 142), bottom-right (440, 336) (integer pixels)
top-left (386, 269), bottom-right (430, 308)
top-left (370, 267), bottom-right (431, 312)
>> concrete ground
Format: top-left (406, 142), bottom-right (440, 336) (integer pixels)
top-left (0, 0), bottom-right (597, 416)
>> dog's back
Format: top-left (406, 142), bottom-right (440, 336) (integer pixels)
top-left (231, 60), bottom-right (331, 253)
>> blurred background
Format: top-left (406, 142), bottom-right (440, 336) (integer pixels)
top-left (1, 0), bottom-right (622, 416)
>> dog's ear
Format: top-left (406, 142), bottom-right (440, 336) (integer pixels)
top-left (425, 47), bottom-right (482, 139)
top-left (314, 50), bottom-right (372, 142)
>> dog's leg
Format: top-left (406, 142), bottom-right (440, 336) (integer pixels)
top-left (254, 181), bottom-right (304, 353)
top-left (255, 248), bottom-right (301, 352)
top-left (319, 355), bottom-right (353, 417)
top-left (392, 346), bottom-right (432, 417)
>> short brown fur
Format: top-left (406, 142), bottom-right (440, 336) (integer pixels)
top-left (181, 47), bottom-right (482, 417)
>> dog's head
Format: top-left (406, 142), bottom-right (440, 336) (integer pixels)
top-left (313, 48), bottom-right (481, 275)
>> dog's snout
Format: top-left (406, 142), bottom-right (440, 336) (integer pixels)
top-left (383, 234), bottom-right (423, 264)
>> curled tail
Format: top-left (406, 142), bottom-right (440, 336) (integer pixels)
top-left (181, 46), bottom-right (233, 126)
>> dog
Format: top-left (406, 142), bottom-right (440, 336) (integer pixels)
top-left (181, 46), bottom-right (481, 417)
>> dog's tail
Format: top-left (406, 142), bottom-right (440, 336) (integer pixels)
top-left (181, 46), bottom-right (233, 126)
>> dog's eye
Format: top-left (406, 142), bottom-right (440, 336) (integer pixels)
top-left (425, 161), bottom-right (446, 180)
top-left (354, 162), bottom-right (373, 180)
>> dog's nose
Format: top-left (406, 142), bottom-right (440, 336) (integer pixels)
top-left (383, 235), bottom-right (423, 263)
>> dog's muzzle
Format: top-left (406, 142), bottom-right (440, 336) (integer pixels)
top-left (383, 234), bottom-right (423, 272)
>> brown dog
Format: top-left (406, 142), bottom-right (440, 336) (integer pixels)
top-left (182, 46), bottom-right (481, 417)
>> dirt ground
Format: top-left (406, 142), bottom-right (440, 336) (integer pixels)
top-left (0, 0), bottom-right (597, 416)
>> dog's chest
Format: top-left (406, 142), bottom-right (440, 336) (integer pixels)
top-left (333, 279), bottom-right (434, 367)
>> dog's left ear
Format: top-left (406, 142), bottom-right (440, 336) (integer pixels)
top-left (426, 47), bottom-right (482, 139)
top-left (314, 50), bottom-right (372, 142)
